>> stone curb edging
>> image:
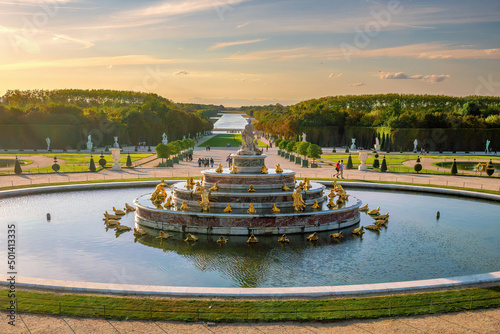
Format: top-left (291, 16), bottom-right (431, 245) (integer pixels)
top-left (1, 272), bottom-right (499, 297)
top-left (1, 180), bottom-right (499, 297)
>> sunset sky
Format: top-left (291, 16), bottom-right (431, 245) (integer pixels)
top-left (1, 0), bottom-right (499, 106)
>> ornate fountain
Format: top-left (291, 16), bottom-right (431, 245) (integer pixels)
top-left (134, 120), bottom-right (361, 235)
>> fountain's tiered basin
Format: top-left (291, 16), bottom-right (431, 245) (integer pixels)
top-left (135, 157), bottom-right (361, 235)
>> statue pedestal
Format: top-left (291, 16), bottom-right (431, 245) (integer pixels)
top-left (111, 148), bottom-right (122, 171)
top-left (358, 151), bottom-right (368, 171)
top-left (87, 142), bottom-right (93, 150)
top-left (374, 144), bottom-right (380, 151)
top-left (231, 154), bottom-right (267, 173)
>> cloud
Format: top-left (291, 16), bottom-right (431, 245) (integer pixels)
top-left (226, 43), bottom-right (500, 61)
top-left (53, 34), bottom-right (94, 49)
top-left (120, 0), bottom-right (248, 19)
top-left (174, 70), bottom-right (189, 75)
top-left (329, 73), bottom-right (343, 79)
top-left (349, 82), bottom-right (365, 87)
top-left (236, 22), bottom-right (250, 29)
top-left (0, 55), bottom-right (188, 71)
top-left (209, 38), bottom-right (267, 51)
top-left (378, 72), bottom-right (450, 83)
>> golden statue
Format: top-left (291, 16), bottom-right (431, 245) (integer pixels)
top-left (292, 188), bottom-right (306, 212)
top-left (164, 197), bottom-right (173, 209)
top-left (156, 231), bottom-right (171, 239)
top-left (367, 206), bottom-right (380, 215)
top-left (296, 181), bottom-right (304, 191)
top-left (330, 231), bottom-right (343, 239)
top-left (352, 226), bottom-right (365, 236)
top-left (311, 200), bottom-right (320, 211)
top-left (271, 203), bottom-right (280, 213)
top-left (185, 233), bottom-right (198, 243)
top-left (359, 203), bottom-right (368, 211)
top-left (223, 203), bottom-right (232, 213)
top-left (327, 197), bottom-right (338, 209)
top-left (282, 183), bottom-right (290, 191)
top-left (365, 224), bottom-right (382, 231)
top-left (185, 179), bottom-right (193, 190)
top-left (198, 189), bottom-right (210, 212)
top-left (247, 203), bottom-right (257, 214)
top-left (115, 224), bottom-right (131, 232)
top-left (261, 165), bottom-right (268, 174)
top-left (307, 232), bottom-right (318, 242)
top-left (105, 219), bottom-right (120, 227)
top-left (278, 234), bottom-right (289, 243)
top-left (248, 184), bottom-right (256, 192)
top-left (104, 211), bottom-right (121, 220)
top-left (124, 203), bottom-right (136, 212)
top-left (328, 189), bottom-right (336, 200)
top-left (304, 178), bottom-right (312, 190)
top-left (180, 201), bottom-right (190, 211)
top-left (113, 207), bottom-right (125, 215)
top-left (215, 164), bottom-right (223, 173)
top-left (275, 164), bottom-right (283, 173)
top-left (133, 228), bottom-right (147, 236)
top-left (151, 180), bottom-right (168, 204)
top-left (195, 182), bottom-right (202, 192)
top-left (230, 162), bottom-right (237, 174)
top-left (217, 236), bottom-right (228, 244)
top-left (247, 234), bottom-right (258, 244)
top-left (209, 183), bottom-right (219, 192)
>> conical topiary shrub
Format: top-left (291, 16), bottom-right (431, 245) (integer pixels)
top-left (451, 159), bottom-right (458, 175)
top-left (347, 154), bottom-right (353, 169)
top-left (345, 147), bottom-right (349, 153)
top-left (126, 154), bottom-right (132, 168)
top-left (14, 156), bottom-right (22, 175)
top-left (380, 156), bottom-right (387, 172)
top-left (414, 156), bottom-right (422, 173)
top-left (89, 155), bottom-right (96, 172)
top-left (486, 159), bottom-right (494, 177)
top-left (373, 153), bottom-right (380, 169)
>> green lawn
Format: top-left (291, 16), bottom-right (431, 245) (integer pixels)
top-left (198, 134), bottom-right (267, 148)
top-left (41, 153), bottom-right (153, 164)
top-left (1, 286), bottom-right (498, 322)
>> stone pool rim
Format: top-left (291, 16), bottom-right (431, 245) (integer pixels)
top-left (1, 180), bottom-right (499, 297)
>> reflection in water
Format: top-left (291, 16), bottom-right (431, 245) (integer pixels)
top-left (0, 187), bottom-right (498, 287)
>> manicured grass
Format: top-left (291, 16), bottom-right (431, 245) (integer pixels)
top-left (198, 134), bottom-right (266, 148)
top-left (1, 286), bottom-right (499, 322)
top-left (41, 153), bottom-right (153, 164)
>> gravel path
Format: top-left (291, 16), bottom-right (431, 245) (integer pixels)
top-left (1, 308), bottom-right (498, 333)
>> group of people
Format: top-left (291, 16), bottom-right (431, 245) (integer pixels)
top-left (198, 157), bottom-right (214, 167)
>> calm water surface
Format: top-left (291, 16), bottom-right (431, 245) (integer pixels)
top-left (0, 187), bottom-right (498, 288)
top-left (212, 114), bottom-right (248, 130)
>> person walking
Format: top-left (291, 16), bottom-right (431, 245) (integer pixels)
top-left (198, 158), bottom-right (201, 167)
top-left (335, 161), bottom-right (340, 178)
top-left (340, 160), bottom-right (344, 179)
top-left (210, 158), bottom-right (214, 167)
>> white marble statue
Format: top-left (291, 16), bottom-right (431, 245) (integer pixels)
top-left (86, 134), bottom-right (93, 150)
top-left (46, 137), bottom-right (50, 150)
top-left (350, 138), bottom-right (356, 150)
top-left (302, 133), bottom-right (307, 142)
top-left (486, 139), bottom-right (491, 153)
top-left (374, 137), bottom-right (380, 151)
top-left (237, 119), bottom-right (261, 155)
top-left (413, 139), bottom-right (418, 152)
top-left (162, 133), bottom-right (168, 145)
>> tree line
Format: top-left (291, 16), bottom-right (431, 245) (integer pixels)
top-left (248, 94), bottom-right (500, 150)
top-left (0, 89), bottom-right (218, 149)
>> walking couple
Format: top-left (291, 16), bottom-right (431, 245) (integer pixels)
top-left (335, 160), bottom-right (343, 178)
